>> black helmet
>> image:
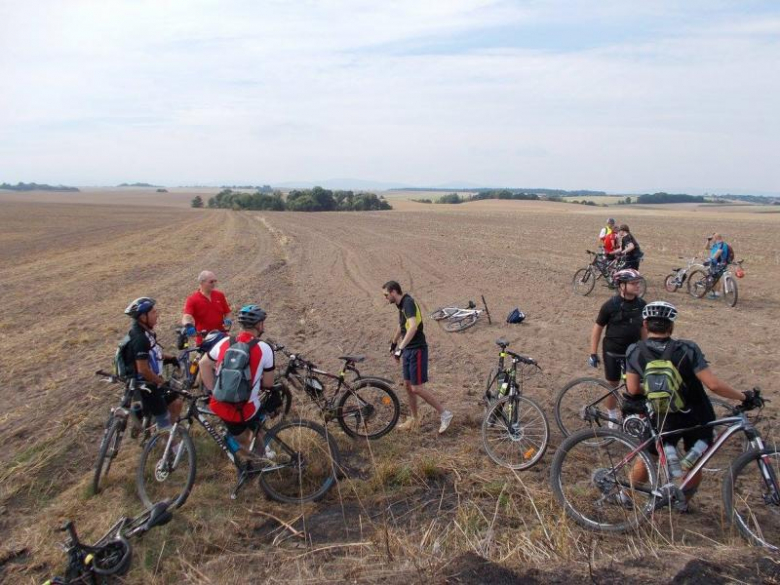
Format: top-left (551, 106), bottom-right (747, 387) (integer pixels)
top-left (199, 330), bottom-right (227, 352)
top-left (237, 304), bottom-right (267, 326)
top-left (124, 297), bottom-right (156, 319)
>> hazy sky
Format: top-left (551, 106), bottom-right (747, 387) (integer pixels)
top-left (1, 1), bottom-right (779, 193)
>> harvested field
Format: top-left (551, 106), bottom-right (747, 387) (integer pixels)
top-left (1, 192), bottom-right (779, 583)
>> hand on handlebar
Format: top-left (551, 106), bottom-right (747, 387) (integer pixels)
top-left (740, 388), bottom-right (765, 411)
top-left (588, 354), bottom-right (600, 368)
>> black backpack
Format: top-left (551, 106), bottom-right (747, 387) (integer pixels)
top-left (213, 337), bottom-right (260, 403)
top-left (113, 334), bottom-right (135, 381)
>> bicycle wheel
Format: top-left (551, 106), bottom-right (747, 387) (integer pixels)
top-left (92, 538), bottom-right (132, 576)
top-left (484, 366), bottom-right (500, 404)
top-left (572, 268), bottom-right (596, 296)
top-left (722, 274), bottom-right (738, 307)
top-left (550, 427), bottom-right (658, 533)
top-left (664, 274), bottom-right (680, 293)
top-left (336, 379), bottom-right (400, 440)
top-left (687, 269), bottom-right (709, 298)
top-left (442, 313), bottom-right (478, 332)
top-left (429, 307), bottom-right (458, 321)
top-left (554, 377), bottom-right (619, 442)
top-left (259, 419), bottom-right (340, 504)
top-left (481, 395), bottom-right (549, 470)
top-left (92, 416), bottom-right (126, 495)
top-left (137, 425), bottom-right (196, 509)
top-left (722, 447), bottom-right (780, 551)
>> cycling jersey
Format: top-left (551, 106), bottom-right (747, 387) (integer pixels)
top-left (126, 322), bottom-right (163, 380)
top-left (183, 290), bottom-right (231, 334)
top-left (208, 333), bottom-right (274, 423)
top-left (596, 295), bottom-right (646, 350)
top-left (398, 294), bottom-right (426, 349)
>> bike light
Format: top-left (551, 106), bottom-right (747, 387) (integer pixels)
top-left (382, 397), bottom-right (392, 405)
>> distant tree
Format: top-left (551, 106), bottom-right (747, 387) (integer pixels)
top-left (437, 193), bottom-right (463, 204)
top-left (624, 196), bottom-right (632, 204)
top-left (191, 195), bottom-right (204, 208)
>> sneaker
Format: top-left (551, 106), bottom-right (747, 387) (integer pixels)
top-left (397, 417), bottom-right (420, 431)
top-left (264, 446), bottom-right (277, 460)
top-left (707, 291), bottom-right (719, 299)
top-left (438, 410), bottom-right (454, 434)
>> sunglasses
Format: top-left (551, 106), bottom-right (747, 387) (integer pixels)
top-left (208, 279), bottom-right (218, 284)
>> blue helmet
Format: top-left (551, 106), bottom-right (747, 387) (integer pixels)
top-left (124, 297), bottom-right (156, 319)
top-left (238, 304), bottom-right (267, 326)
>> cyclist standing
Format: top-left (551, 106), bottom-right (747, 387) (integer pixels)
top-left (383, 281), bottom-right (453, 434)
top-left (588, 269), bottom-right (647, 427)
top-left (123, 297), bottom-right (182, 430)
top-left (182, 271), bottom-right (233, 342)
top-left (615, 224), bottom-right (642, 269)
top-left (199, 305), bottom-right (274, 451)
top-left (622, 301), bottom-right (760, 504)
top-left (599, 218), bottom-right (618, 256)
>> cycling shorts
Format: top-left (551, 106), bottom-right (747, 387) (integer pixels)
top-left (223, 410), bottom-right (263, 436)
top-left (136, 382), bottom-right (177, 417)
top-left (602, 349), bottom-right (626, 383)
top-left (402, 346), bottom-right (429, 385)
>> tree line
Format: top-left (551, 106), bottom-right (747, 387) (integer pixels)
top-left (195, 186), bottom-right (392, 211)
top-left (0, 182), bottom-right (79, 192)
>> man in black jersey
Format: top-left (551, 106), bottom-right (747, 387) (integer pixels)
top-left (383, 280), bottom-right (453, 434)
top-left (588, 269), bottom-right (646, 427)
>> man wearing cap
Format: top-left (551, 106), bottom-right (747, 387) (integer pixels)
top-left (182, 271), bottom-right (233, 340)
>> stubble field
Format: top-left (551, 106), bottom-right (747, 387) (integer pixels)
top-left (1, 191), bottom-right (779, 583)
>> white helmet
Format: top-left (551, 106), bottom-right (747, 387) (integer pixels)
top-left (642, 301), bottom-right (678, 322)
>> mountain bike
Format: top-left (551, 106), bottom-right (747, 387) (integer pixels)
top-left (554, 369), bottom-right (749, 471)
top-left (91, 371), bottom-right (153, 496)
top-left (429, 295), bottom-right (492, 332)
top-left (549, 390), bottom-right (778, 551)
top-left (136, 383), bottom-right (339, 509)
top-left (481, 339), bottom-right (549, 470)
top-left (42, 501), bottom-right (172, 584)
top-left (687, 260), bottom-right (743, 307)
top-left (663, 256), bottom-right (705, 293)
top-left (572, 251), bottom-right (647, 297)
top-left (272, 344), bottom-right (400, 440)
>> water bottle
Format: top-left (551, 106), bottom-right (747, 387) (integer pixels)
top-left (497, 372), bottom-right (510, 397)
top-left (664, 444), bottom-right (683, 479)
top-left (225, 434), bottom-right (240, 454)
top-left (681, 440), bottom-right (708, 471)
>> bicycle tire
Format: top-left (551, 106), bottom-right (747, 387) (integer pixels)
top-left (259, 419), bottom-right (340, 504)
top-left (336, 379), bottom-right (400, 440)
top-left (722, 447), bottom-right (780, 551)
top-left (722, 274), bottom-right (738, 307)
top-left (137, 426), bottom-right (196, 510)
top-left (484, 366), bottom-right (500, 404)
top-left (687, 269), bottom-right (709, 298)
top-left (91, 538), bottom-right (132, 576)
top-left (481, 394), bottom-right (549, 470)
top-left (550, 427), bottom-right (657, 533)
top-left (663, 274), bottom-right (681, 293)
top-left (572, 267), bottom-right (596, 296)
top-left (554, 377), bottom-right (619, 441)
top-left (429, 307), bottom-right (458, 321)
top-left (481, 295), bottom-right (492, 324)
top-left (442, 313), bottom-right (478, 332)
top-left (92, 416), bottom-right (125, 495)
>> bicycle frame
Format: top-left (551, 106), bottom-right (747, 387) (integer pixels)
top-left (279, 353), bottom-right (360, 418)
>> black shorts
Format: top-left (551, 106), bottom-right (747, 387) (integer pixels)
top-left (402, 346), bottom-right (429, 385)
top-left (136, 382), bottom-right (177, 417)
top-left (224, 411), bottom-right (263, 436)
top-left (647, 414), bottom-right (715, 455)
top-left (622, 257), bottom-right (641, 270)
top-left (602, 349), bottom-right (626, 383)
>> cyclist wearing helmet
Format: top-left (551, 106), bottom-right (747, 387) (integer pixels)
top-left (199, 304), bottom-right (274, 450)
top-left (588, 269), bottom-right (647, 426)
top-left (123, 297), bottom-right (182, 429)
top-left (623, 301), bottom-right (759, 504)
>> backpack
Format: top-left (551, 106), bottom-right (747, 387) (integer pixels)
top-left (723, 243), bottom-right (735, 264)
top-left (640, 341), bottom-right (687, 414)
top-left (113, 334), bottom-right (134, 381)
top-left (506, 308), bottom-right (526, 324)
top-left (213, 337), bottom-right (260, 403)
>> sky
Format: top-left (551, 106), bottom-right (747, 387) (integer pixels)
top-left (1, 0), bottom-right (779, 193)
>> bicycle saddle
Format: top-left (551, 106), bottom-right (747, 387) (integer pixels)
top-left (467, 300), bottom-right (476, 309)
top-left (338, 355), bottom-right (365, 363)
top-left (145, 501), bottom-right (173, 530)
top-left (495, 338), bottom-right (509, 348)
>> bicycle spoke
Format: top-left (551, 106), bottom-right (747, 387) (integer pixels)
top-left (482, 395), bottom-right (549, 470)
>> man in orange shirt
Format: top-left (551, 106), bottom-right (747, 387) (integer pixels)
top-left (599, 218), bottom-right (618, 256)
top-left (182, 270), bottom-right (233, 341)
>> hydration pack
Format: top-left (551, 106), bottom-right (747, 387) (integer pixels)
top-left (640, 341), bottom-right (687, 414)
top-left (213, 337), bottom-right (259, 403)
top-left (114, 334), bottom-right (134, 381)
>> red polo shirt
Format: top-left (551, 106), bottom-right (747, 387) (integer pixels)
top-left (183, 289), bottom-right (231, 333)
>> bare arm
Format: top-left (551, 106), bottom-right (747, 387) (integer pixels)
top-left (261, 370), bottom-right (274, 390)
top-left (390, 324), bottom-right (402, 345)
top-left (199, 354), bottom-right (217, 391)
top-left (696, 368), bottom-right (744, 401)
top-left (136, 359), bottom-right (165, 386)
top-left (398, 318), bottom-right (418, 350)
top-left (626, 372), bottom-right (642, 396)
top-left (589, 324), bottom-right (604, 355)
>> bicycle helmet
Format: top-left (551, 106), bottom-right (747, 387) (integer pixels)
top-left (613, 268), bottom-right (643, 283)
top-left (199, 330), bottom-right (227, 352)
top-left (124, 297), bottom-right (156, 319)
top-left (642, 301), bottom-right (678, 322)
top-left (237, 304), bottom-right (266, 326)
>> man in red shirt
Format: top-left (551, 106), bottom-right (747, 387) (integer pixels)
top-left (199, 304), bottom-right (274, 450)
top-left (182, 270), bottom-right (233, 340)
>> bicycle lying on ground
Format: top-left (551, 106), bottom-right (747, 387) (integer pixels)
top-left (43, 501), bottom-right (172, 584)
top-left (481, 339), bottom-right (549, 470)
top-left (572, 251), bottom-right (647, 297)
top-left (663, 256), bottom-right (705, 293)
top-left (429, 295), bottom-right (492, 332)
top-left (687, 260), bottom-right (744, 307)
top-left (92, 371), bottom-right (152, 496)
top-left (136, 382), bottom-right (338, 509)
top-left (549, 389), bottom-right (777, 551)
top-left (272, 343), bottom-right (400, 440)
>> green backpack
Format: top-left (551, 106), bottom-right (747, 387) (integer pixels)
top-left (640, 341), bottom-right (687, 414)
